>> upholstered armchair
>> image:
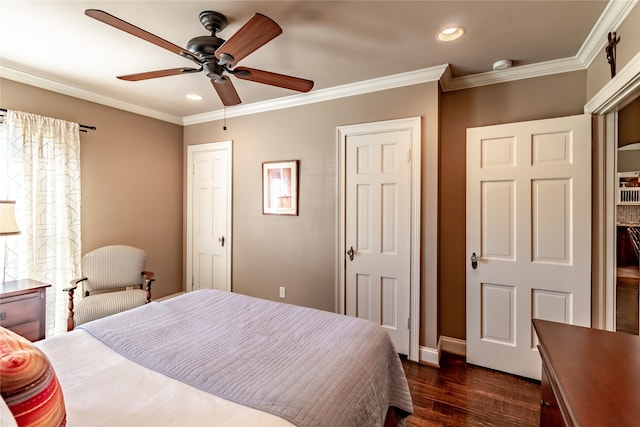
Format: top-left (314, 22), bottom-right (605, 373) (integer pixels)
top-left (64, 245), bottom-right (154, 331)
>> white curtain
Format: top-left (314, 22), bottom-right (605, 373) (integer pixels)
top-left (0, 110), bottom-right (82, 336)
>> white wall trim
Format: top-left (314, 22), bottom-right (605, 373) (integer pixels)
top-left (336, 117), bottom-right (422, 363)
top-left (577, 0), bottom-right (638, 68)
top-left (584, 49), bottom-right (640, 114)
top-left (0, 65), bottom-right (183, 125)
top-left (419, 346), bottom-right (439, 367)
top-left (605, 113), bottom-right (618, 331)
top-left (419, 337), bottom-right (467, 367)
top-left (439, 336), bottom-right (467, 357)
top-left (183, 66), bottom-right (448, 125)
top-left (440, 57), bottom-right (585, 92)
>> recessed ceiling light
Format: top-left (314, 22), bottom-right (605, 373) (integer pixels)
top-left (186, 94), bottom-right (203, 101)
top-left (437, 26), bottom-right (466, 42)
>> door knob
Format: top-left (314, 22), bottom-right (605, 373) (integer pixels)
top-left (346, 246), bottom-right (355, 261)
top-left (470, 252), bottom-right (478, 270)
top-left (218, 236), bottom-right (225, 247)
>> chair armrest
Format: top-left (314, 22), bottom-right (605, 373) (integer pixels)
top-left (142, 271), bottom-right (155, 283)
top-left (63, 277), bottom-right (86, 292)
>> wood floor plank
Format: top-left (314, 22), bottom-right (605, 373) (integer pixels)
top-left (616, 270), bottom-right (639, 335)
top-left (402, 353), bottom-right (540, 426)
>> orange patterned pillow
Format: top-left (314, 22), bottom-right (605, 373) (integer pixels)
top-left (0, 327), bottom-right (66, 426)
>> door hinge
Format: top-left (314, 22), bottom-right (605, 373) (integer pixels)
top-left (407, 317), bottom-right (410, 329)
top-left (407, 149), bottom-right (411, 163)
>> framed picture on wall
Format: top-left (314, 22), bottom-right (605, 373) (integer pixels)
top-left (262, 160), bottom-right (299, 215)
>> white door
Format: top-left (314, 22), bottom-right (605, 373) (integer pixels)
top-left (187, 141), bottom-right (232, 292)
top-left (466, 114), bottom-right (591, 380)
top-left (341, 119), bottom-right (419, 357)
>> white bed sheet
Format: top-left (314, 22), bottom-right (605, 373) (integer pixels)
top-left (35, 330), bottom-right (294, 427)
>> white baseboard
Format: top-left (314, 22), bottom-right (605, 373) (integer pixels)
top-left (439, 336), bottom-right (467, 356)
top-left (417, 337), bottom-right (467, 367)
top-left (419, 346), bottom-right (440, 367)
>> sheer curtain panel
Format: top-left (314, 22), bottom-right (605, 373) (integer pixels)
top-left (0, 110), bottom-right (82, 336)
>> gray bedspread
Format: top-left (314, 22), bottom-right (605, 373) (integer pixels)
top-left (79, 289), bottom-right (413, 426)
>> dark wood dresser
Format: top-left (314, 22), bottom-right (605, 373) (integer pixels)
top-left (533, 319), bottom-right (640, 427)
top-left (0, 279), bottom-right (51, 341)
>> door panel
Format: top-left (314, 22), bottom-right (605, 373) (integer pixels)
top-left (467, 114), bottom-right (591, 380)
top-left (481, 180), bottom-right (515, 259)
top-left (532, 179), bottom-right (571, 263)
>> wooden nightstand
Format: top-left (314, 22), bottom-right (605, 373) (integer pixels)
top-left (533, 319), bottom-right (640, 427)
top-left (0, 279), bottom-right (51, 341)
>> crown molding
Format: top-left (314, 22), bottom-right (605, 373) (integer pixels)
top-left (577, 0), bottom-right (638, 68)
top-left (0, 66), bottom-right (183, 125)
top-left (183, 65), bottom-right (448, 125)
top-left (440, 57), bottom-right (585, 92)
top-left (584, 49), bottom-right (640, 114)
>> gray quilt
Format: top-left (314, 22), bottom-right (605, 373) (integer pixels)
top-left (79, 289), bottom-right (413, 426)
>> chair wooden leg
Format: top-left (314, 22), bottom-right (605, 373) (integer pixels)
top-left (145, 281), bottom-right (152, 303)
top-left (66, 288), bottom-right (75, 331)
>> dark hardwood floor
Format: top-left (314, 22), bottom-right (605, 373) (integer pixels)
top-left (616, 266), bottom-right (639, 335)
top-left (401, 353), bottom-right (541, 426)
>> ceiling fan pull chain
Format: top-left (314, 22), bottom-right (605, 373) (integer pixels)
top-left (223, 107), bottom-right (227, 131)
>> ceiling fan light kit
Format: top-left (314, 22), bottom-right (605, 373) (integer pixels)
top-left (84, 9), bottom-right (314, 107)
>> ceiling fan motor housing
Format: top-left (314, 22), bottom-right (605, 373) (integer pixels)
top-left (187, 35), bottom-right (225, 58)
top-left (187, 11), bottom-right (228, 60)
top-left (203, 61), bottom-right (225, 79)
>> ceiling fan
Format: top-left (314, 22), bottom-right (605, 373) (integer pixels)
top-left (85, 9), bottom-right (314, 106)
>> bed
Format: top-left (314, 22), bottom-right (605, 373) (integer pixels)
top-left (1, 289), bottom-right (413, 426)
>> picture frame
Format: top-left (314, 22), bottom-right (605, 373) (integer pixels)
top-left (262, 160), bottom-right (299, 215)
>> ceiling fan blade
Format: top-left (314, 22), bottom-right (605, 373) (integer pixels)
top-left (212, 77), bottom-right (241, 106)
top-left (233, 67), bottom-right (314, 93)
top-left (215, 14), bottom-right (282, 65)
top-left (85, 9), bottom-right (200, 64)
top-left (117, 67), bottom-right (202, 81)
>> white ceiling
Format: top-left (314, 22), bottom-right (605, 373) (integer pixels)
top-left (0, 1), bottom-right (617, 124)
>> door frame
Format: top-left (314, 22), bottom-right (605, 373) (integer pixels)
top-left (186, 141), bottom-right (233, 292)
top-left (336, 117), bottom-right (421, 362)
top-left (585, 51), bottom-right (640, 330)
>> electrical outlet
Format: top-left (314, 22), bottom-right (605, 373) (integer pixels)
top-left (279, 286), bottom-right (286, 298)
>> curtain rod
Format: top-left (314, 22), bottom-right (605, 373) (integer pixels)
top-left (0, 108), bottom-right (96, 132)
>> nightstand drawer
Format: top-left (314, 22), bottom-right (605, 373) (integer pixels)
top-left (0, 292), bottom-right (42, 327)
top-left (4, 320), bottom-right (41, 342)
top-left (0, 280), bottom-right (50, 341)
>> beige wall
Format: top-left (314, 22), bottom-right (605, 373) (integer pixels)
top-left (184, 82), bottom-right (440, 347)
top-left (439, 72), bottom-right (588, 339)
top-left (619, 96), bottom-right (640, 147)
top-left (0, 78), bottom-right (184, 298)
